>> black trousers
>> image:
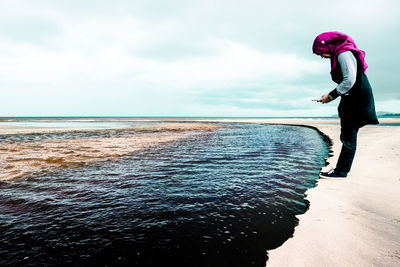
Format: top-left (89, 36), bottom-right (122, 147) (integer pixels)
top-left (335, 126), bottom-right (359, 175)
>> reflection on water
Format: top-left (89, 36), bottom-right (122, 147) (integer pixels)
top-left (0, 123), bottom-right (329, 266)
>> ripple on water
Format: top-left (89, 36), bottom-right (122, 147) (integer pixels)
top-left (0, 123), bottom-right (329, 267)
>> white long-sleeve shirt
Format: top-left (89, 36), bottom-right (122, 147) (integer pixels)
top-left (335, 51), bottom-right (357, 95)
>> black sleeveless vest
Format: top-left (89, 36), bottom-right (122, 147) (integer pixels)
top-left (331, 52), bottom-right (379, 128)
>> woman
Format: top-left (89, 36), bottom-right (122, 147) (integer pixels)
top-left (313, 31), bottom-right (379, 178)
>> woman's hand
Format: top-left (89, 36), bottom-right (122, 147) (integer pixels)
top-left (317, 94), bottom-right (333, 104)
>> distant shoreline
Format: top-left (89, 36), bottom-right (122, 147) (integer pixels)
top-left (0, 116), bottom-right (341, 121)
top-left (1, 115), bottom-right (399, 122)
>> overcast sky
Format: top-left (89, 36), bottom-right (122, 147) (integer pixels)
top-left (1, 0), bottom-right (399, 117)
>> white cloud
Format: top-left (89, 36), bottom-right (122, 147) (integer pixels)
top-left (375, 100), bottom-right (400, 113)
top-left (0, 33), bottom-right (324, 90)
top-left (0, 0), bottom-right (399, 116)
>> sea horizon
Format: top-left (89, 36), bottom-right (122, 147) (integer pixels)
top-left (1, 113), bottom-right (399, 120)
top-left (1, 115), bottom-right (340, 120)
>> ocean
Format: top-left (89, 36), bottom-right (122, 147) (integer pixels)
top-left (0, 118), bottom-right (330, 266)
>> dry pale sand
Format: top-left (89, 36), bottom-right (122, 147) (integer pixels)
top-left (253, 118), bottom-right (400, 267)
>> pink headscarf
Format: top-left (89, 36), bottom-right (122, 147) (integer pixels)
top-left (312, 31), bottom-right (368, 75)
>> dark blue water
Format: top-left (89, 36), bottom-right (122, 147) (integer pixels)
top-left (0, 123), bottom-right (329, 266)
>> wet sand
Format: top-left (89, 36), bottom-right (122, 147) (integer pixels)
top-left (0, 123), bottom-right (223, 181)
top-left (0, 122), bottom-right (222, 135)
top-left (255, 118), bottom-right (400, 267)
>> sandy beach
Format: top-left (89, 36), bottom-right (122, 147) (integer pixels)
top-left (261, 118), bottom-right (400, 267)
top-left (1, 118), bottom-right (399, 266)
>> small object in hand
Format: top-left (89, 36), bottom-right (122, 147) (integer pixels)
top-left (317, 94), bottom-right (333, 103)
